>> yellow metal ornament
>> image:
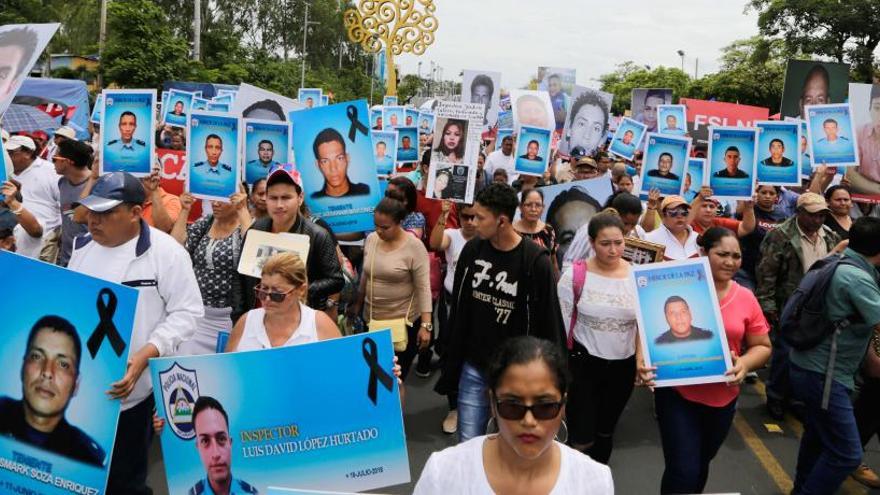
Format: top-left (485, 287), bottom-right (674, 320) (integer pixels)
top-left (344, 0), bottom-right (438, 97)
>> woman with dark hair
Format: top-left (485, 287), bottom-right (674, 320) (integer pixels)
top-left (824, 184), bottom-right (854, 239)
top-left (433, 168), bottom-right (453, 200)
top-left (415, 336), bottom-right (613, 494)
top-left (387, 176), bottom-right (425, 239)
top-left (514, 188), bottom-right (560, 278)
top-left (433, 119), bottom-right (466, 164)
top-left (545, 185), bottom-right (603, 266)
top-left (737, 185), bottom-right (787, 290)
top-left (346, 197), bottom-right (432, 379)
top-left (639, 227), bottom-right (771, 494)
top-left (557, 210), bottom-right (638, 464)
top-left (249, 177), bottom-right (269, 221)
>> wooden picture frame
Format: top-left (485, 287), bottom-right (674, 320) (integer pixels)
top-left (623, 238), bottom-right (666, 265)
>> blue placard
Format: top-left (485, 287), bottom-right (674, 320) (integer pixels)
top-left (707, 126), bottom-right (758, 200)
top-left (404, 109), bottom-right (419, 128)
top-left (639, 133), bottom-right (691, 197)
top-left (187, 111), bottom-right (242, 201)
top-left (514, 125), bottom-right (552, 176)
top-left (657, 105), bottom-right (687, 136)
top-left (298, 88), bottom-right (322, 110)
top-left (806, 103), bottom-right (859, 167)
top-left (632, 258), bottom-right (733, 387)
top-left (321, 95), bottom-right (329, 107)
top-left (100, 89), bottom-right (156, 176)
top-left (756, 121), bottom-right (801, 186)
top-left (369, 109), bottom-right (382, 130)
top-left (799, 120), bottom-right (812, 177)
top-left (90, 94), bottom-right (103, 124)
top-left (394, 126), bottom-right (419, 163)
top-left (0, 251), bottom-right (138, 495)
top-left (371, 130), bottom-right (398, 176)
top-left (382, 96), bottom-right (398, 107)
top-left (192, 97), bottom-right (209, 111)
top-left (290, 99), bottom-right (382, 233)
top-left (164, 89), bottom-right (195, 128)
top-left (382, 106), bottom-right (405, 129)
top-left (418, 111), bottom-right (435, 135)
top-left (149, 331), bottom-right (409, 494)
top-left (244, 119), bottom-right (289, 185)
top-left (683, 158), bottom-right (706, 203)
top-left (207, 101), bottom-right (230, 113)
top-left (609, 117), bottom-right (647, 161)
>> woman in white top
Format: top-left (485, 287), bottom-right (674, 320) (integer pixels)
top-left (414, 336), bottom-right (613, 495)
top-left (557, 210), bottom-right (638, 464)
top-left (226, 252), bottom-right (340, 351)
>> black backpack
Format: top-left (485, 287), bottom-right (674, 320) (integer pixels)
top-left (780, 254), bottom-right (862, 351)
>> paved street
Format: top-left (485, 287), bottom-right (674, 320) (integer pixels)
top-left (148, 369), bottom-right (879, 494)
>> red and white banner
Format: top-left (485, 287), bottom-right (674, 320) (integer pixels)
top-left (681, 98), bottom-right (770, 144)
top-left (156, 148), bottom-right (203, 221)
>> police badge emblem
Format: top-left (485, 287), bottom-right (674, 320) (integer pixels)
top-left (158, 362), bottom-right (201, 440)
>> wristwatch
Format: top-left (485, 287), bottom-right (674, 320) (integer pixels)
top-left (420, 322), bottom-right (433, 331)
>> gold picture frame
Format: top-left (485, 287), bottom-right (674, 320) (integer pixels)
top-left (623, 238), bottom-right (666, 265)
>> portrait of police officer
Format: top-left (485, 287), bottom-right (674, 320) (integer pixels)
top-left (814, 117), bottom-right (851, 156)
top-left (0, 315), bottom-right (106, 467)
top-left (246, 139), bottom-right (280, 171)
top-left (654, 296), bottom-right (714, 344)
top-left (172, 100), bottom-right (187, 118)
top-left (107, 110), bottom-right (146, 155)
top-left (760, 138), bottom-right (794, 167)
top-left (188, 396), bottom-right (257, 495)
top-left (713, 146), bottom-right (750, 179)
top-left (194, 134), bottom-right (233, 175)
top-left (310, 128), bottom-right (370, 199)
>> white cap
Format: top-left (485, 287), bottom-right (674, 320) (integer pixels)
top-left (55, 126), bottom-right (76, 140)
top-left (4, 135), bottom-right (36, 151)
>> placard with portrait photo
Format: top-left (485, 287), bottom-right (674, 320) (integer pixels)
top-left (639, 133), bottom-right (692, 197)
top-left (186, 111), bottom-right (242, 201)
top-left (805, 103), bottom-right (859, 168)
top-left (514, 125), bottom-right (552, 177)
top-left (755, 120), bottom-right (801, 186)
top-left (608, 117), bottom-right (647, 161)
top-left (707, 126), bottom-right (758, 200)
top-left (100, 89), bottom-right (156, 176)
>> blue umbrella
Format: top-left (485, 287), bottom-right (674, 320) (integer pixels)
top-left (1, 103), bottom-right (60, 134)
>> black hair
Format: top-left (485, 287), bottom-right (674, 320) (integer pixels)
top-left (588, 210), bottom-right (625, 240)
top-left (0, 28), bottom-right (38, 79)
top-left (471, 74), bottom-right (494, 96)
top-left (119, 111), bottom-right (137, 124)
top-left (501, 135), bottom-right (513, 144)
top-left (546, 186), bottom-right (602, 231)
top-left (644, 89), bottom-right (668, 102)
top-left (603, 191), bottom-right (643, 216)
top-left (374, 196), bottom-right (408, 223)
top-left (769, 138), bottom-right (784, 149)
top-left (801, 65), bottom-right (830, 96)
top-left (192, 396), bottom-right (229, 430)
top-left (25, 316), bottom-right (81, 373)
top-left (870, 85), bottom-right (880, 105)
top-left (205, 134), bottom-right (222, 146)
top-left (755, 184), bottom-right (782, 195)
top-left (258, 139), bottom-right (273, 149)
top-left (823, 184), bottom-right (851, 203)
top-left (493, 168), bottom-right (508, 179)
top-left (243, 99), bottom-right (286, 121)
top-left (387, 176), bottom-right (417, 213)
top-left (848, 217), bottom-right (880, 257)
top-left (312, 128), bottom-right (346, 160)
top-left (527, 139), bottom-right (539, 149)
top-left (658, 152), bottom-right (673, 163)
top-left (663, 295), bottom-right (689, 312)
top-left (376, 140), bottom-right (386, 148)
top-left (519, 188), bottom-right (543, 206)
top-left (251, 177), bottom-right (267, 193)
top-left (568, 91), bottom-right (610, 132)
top-left (724, 146), bottom-right (740, 155)
top-left (696, 226), bottom-right (737, 251)
top-left (420, 149), bottom-right (431, 167)
top-left (822, 118), bottom-right (838, 127)
top-left (475, 182), bottom-right (518, 221)
top-left (486, 336), bottom-right (570, 396)
top-left (623, 129), bottom-right (634, 135)
top-left (434, 119), bottom-right (467, 159)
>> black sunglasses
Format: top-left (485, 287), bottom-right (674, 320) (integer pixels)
top-left (254, 286), bottom-right (295, 303)
top-left (495, 399), bottom-right (565, 421)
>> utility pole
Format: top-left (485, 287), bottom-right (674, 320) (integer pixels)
top-left (97, 0), bottom-right (108, 89)
top-left (300, 2), bottom-right (319, 89)
top-left (193, 0), bottom-right (201, 61)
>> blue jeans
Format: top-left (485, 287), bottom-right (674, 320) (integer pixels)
top-left (766, 324), bottom-right (792, 402)
top-left (791, 365), bottom-right (863, 495)
top-left (457, 362), bottom-right (490, 442)
top-left (655, 388), bottom-right (737, 494)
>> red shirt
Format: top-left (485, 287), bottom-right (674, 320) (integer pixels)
top-left (416, 190), bottom-right (459, 239)
top-left (675, 282), bottom-right (770, 407)
top-left (691, 216), bottom-right (740, 235)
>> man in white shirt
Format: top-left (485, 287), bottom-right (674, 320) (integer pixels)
top-left (5, 135), bottom-right (61, 259)
top-left (645, 195), bottom-right (700, 260)
top-left (485, 135), bottom-right (517, 185)
top-left (68, 172), bottom-right (203, 495)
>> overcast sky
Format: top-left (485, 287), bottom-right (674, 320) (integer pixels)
top-left (395, 0), bottom-right (759, 89)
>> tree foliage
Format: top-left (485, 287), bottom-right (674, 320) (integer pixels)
top-left (598, 63), bottom-right (691, 115)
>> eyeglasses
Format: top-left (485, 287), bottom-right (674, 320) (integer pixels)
top-left (494, 399), bottom-right (565, 421)
top-left (254, 285), bottom-right (295, 303)
top-left (664, 208), bottom-right (689, 218)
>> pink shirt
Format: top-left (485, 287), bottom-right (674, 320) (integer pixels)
top-left (676, 282), bottom-right (769, 407)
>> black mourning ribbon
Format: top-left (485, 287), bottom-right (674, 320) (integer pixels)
top-left (362, 337), bottom-right (393, 405)
top-left (346, 104), bottom-right (369, 142)
top-left (87, 288), bottom-right (127, 359)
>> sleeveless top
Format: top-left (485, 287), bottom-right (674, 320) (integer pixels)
top-left (235, 303), bottom-right (318, 351)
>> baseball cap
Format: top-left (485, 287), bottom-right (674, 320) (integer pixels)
top-left (30, 130), bottom-right (48, 142)
top-left (56, 139), bottom-right (93, 168)
top-left (797, 192), bottom-right (830, 213)
top-left (55, 126), bottom-right (76, 140)
top-left (266, 163), bottom-right (303, 193)
top-left (78, 172), bottom-right (146, 212)
top-left (660, 195), bottom-right (689, 211)
top-left (569, 146), bottom-right (588, 160)
top-left (4, 135), bottom-right (35, 151)
top-left (575, 156), bottom-right (598, 169)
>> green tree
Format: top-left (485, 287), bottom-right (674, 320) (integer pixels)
top-left (749, 0), bottom-right (880, 82)
top-left (598, 63), bottom-right (691, 114)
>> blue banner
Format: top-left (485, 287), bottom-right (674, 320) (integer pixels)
top-left (149, 330), bottom-right (409, 494)
top-left (0, 251), bottom-right (138, 495)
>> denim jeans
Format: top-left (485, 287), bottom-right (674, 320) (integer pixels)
top-left (457, 362), bottom-right (490, 442)
top-left (655, 387), bottom-right (737, 494)
top-left (766, 324), bottom-right (792, 402)
top-left (791, 365), bottom-right (863, 495)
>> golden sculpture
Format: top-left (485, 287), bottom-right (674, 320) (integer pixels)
top-left (344, 0), bottom-right (438, 96)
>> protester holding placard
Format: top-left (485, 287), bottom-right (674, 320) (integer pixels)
top-left (644, 195), bottom-right (700, 260)
top-left (638, 227), bottom-right (770, 494)
top-left (52, 138), bottom-right (92, 266)
top-left (688, 187), bottom-right (756, 237)
top-left (415, 336), bottom-right (613, 494)
top-left (558, 211), bottom-right (638, 465)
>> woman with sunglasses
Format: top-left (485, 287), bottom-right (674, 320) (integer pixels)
top-left (226, 252), bottom-right (341, 351)
top-left (414, 336), bottom-right (613, 494)
top-left (514, 188), bottom-right (560, 279)
top-left (557, 210), bottom-right (637, 465)
top-left (638, 227), bottom-right (770, 494)
top-left (346, 197), bottom-right (433, 379)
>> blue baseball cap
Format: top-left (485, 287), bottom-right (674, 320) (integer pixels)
top-left (77, 172), bottom-right (146, 212)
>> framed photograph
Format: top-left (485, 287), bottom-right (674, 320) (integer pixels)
top-left (382, 105), bottom-right (405, 129)
top-left (164, 89), bottom-right (195, 128)
top-left (394, 126), bottom-right (419, 164)
top-left (418, 111), bottom-right (436, 135)
top-left (631, 88), bottom-right (673, 132)
top-left (683, 158), bottom-right (707, 203)
top-left (608, 117), bottom-right (647, 161)
top-left (237, 230), bottom-right (310, 278)
top-left (639, 133), bottom-right (692, 197)
top-left (657, 104), bottom-right (688, 136)
top-left (707, 126), bottom-right (759, 200)
top-left (631, 257), bottom-right (733, 387)
top-left (371, 130), bottom-right (398, 176)
top-left (805, 103), bottom-right (859, 167)
top-left (382, 95), bottom-right (398, 107)
top-left (298, 88), bottom-right (322, 109)
top-left (90, 94), bottom-right (103, 124)
top-left (100, 89), bottom-right (157, 176)
top-left (243, 118), bottom-right (289, 185)
top-left (514, 125), bottom-right (552, 177)
top-left (186, 111), bottom-right (242, 201)
top-left (755, 120), bottom-right (801, 186)
top-left (623, 237), bottom-right (666, 265)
